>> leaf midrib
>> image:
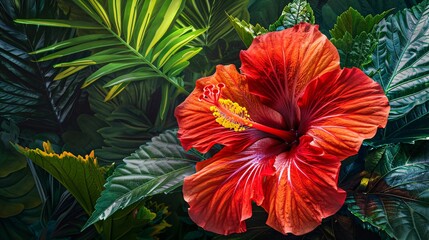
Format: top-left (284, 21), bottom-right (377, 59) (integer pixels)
top-left (384, 5), bottom-right (427, 93)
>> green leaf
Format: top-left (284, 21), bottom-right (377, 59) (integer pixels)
top-left (331, 31), bottom-right (377, 68)
top-left (29, 34), bottom-right (114, 54)
top-left (0, 0), bottom-right (87, 132)
top-left (370, 101), bottom-right (429, 146)
top-left (16, 0), bottom-right (202, 98)
top-left (269, 0), bottom-right (315, 31)
top-left (248, 0), bottom-right (289, 28)
top-left (320, 0), bottom-right (422, 37)
top-left (103, 70), bottom-right (159, 87)
top-left (329, 8), bottom-right (390, 68)
top-left (14, 142), bottom-right (105, 217)
top-left (330, 8), bottom-right (390, 39)
top-left (37, 39), bottom-right (121, 61)
top-left (82, 62), bottom-right (141, 88)
top-left (228, 15), bottom-right (268, 47)
top-left (14, 19), bottom-right (103, 29)
top-left (347, 141), bottom-right (429, 240)
top-left (83, 129), bottom-right (197, 229)
top-left (177, 0), bottom-right (250, 47)
top-left (0, 145), bottom-right (41, 218)
top-left (364, 0), bottom-right (429, 144)
top-left (62, 114), bottom-right (107, 156)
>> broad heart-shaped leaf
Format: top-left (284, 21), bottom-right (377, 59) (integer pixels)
top-left (16, 0), bottom-right (204, 99)
top-left (176, 0), bottom-right (249, 47)
top-left (228, 15), bottom-right (268, 47)
top-left (364, 0), bottom-right (429, 145)
top-left (83, 129), bottom-right (198, 229)
top-left (269, 0), bottom-right (315, 31)
top-left (0, 0), bottom-right (86, 132)
top-left (14, 142), bottom-right (105, 217)
top-left (347, 141), bottom-right (429, 240)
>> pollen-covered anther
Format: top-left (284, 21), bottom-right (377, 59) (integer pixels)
top-left (209, 98), bottom-right (251, 132)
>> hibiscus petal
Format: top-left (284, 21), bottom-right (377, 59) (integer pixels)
top-left (240, 23), bottom-right (340, 127)
top-left (262, 136), bottom-right (346, 235)
top-left (175, 64), bottom-right (285, 153)
top-left (298, 68), bottom-right (390, 159)
top-left (183, 138), bottom-right (284, 235)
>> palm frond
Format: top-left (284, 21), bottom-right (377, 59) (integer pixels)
top-left (16, 0), bottom-right (205, 100)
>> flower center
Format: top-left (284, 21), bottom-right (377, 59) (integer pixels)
top-left (199, 83), bottom-right (298, 143)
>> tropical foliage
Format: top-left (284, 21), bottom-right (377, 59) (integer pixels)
top-left (1, 0), bottom-right (428, 239)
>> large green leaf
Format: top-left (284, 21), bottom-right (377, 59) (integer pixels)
top-left (177, 0), bottom-right (249, 47)
top-left (15, 142), bottom-right (105, 217)
top-left (347, 141), bottom-right (429, 239)
top-left (364, 0), bottom-right (429, 145)
top-left (0, 0), bottom-right (87, 132)
top-left (83, 129), bottom-right (198, 229)
top-left (15, 0), bottom-right (204, 100)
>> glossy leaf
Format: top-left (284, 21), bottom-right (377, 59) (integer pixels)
top-left (348, 141), bottom-right (429, 240)
top-left (0, 0), bottom-right (87, 132)
top-left (369, 101), bottom-right (429, 145)
top-left (83, 129), bottom-right (198, 229)
top-left (228, 15), bottom-right (268, 47)
top-left (364, 0), bottom-right (429, 145)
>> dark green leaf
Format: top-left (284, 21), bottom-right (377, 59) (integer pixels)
top-left (364, 0), bottom-right (429, 145)
top-left (329, 7), bottom-right (390, 68)
top-left (248, 0), bottom-right (290, 28)
top-left (370, 101), bottom-right (429, 145)
top-left (0, 0), bottom-right (87, 132)
top-left (330, 8), bottom-right (390, 39)
top-left (320, 0), bottom-right (423, 37)
top-left (83, 129), bottom-right (197, 229)
top-left (348, 141), bottom-right (429, 240)
top-left (331, 31), bottom-right (377, 68)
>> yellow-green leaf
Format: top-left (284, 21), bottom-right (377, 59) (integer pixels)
top-left (14, 142), bottom-right (105, 216)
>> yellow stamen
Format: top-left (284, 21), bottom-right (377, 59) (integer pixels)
top-left (210, 99), bottom-right (250, 132)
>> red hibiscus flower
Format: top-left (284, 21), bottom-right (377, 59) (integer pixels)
top-left (174, 23), bottom-right (390, 235)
